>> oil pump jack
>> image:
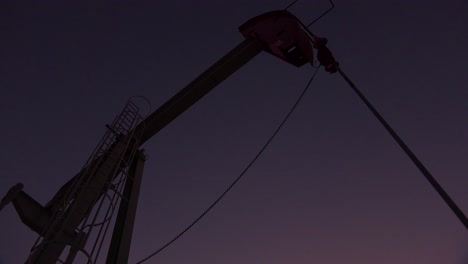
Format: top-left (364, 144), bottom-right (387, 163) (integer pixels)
top-left (0, 10), bottom-right (325, 264)
top-left (1, 4), bottom-right (466, 264)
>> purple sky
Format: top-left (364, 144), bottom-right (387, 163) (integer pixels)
top-left (1, 1), bottom-right (467, 263)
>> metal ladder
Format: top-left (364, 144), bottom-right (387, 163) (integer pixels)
top-left (28, 100), bottom-right (144, 264)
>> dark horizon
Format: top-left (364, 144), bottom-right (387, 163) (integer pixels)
top-left (1, 1), bottom-right (467, 263)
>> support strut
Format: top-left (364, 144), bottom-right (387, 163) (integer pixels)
top-left (106, 149), bottom-right (146, 264)
top-left (337, 66), bottom-right (468, 230)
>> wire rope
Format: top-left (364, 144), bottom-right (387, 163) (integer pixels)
top-left (135, 66), bottom-right (321, 264)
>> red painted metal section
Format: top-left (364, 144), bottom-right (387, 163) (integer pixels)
top-left (239, 10), bottom-right (314, 67)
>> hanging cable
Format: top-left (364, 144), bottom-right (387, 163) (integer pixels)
top-left (283, 0), bottom-right (299, 10)
top-left (306, 0), bottom-right (335, 28)
top-left (135, 67), bottom-right (321, 264)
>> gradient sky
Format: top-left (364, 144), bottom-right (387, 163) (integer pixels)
top-left (0, 1), bottom-right (467, 263)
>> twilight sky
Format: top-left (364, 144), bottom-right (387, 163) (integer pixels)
top-left (0, 0), bottom-right (467, 263)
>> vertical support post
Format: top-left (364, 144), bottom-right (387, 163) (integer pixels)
top-left (106, 149), bottom-right (146, 264)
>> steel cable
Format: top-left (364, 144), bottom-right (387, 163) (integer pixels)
top-left (135, 66), bottom-right (320, 263)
